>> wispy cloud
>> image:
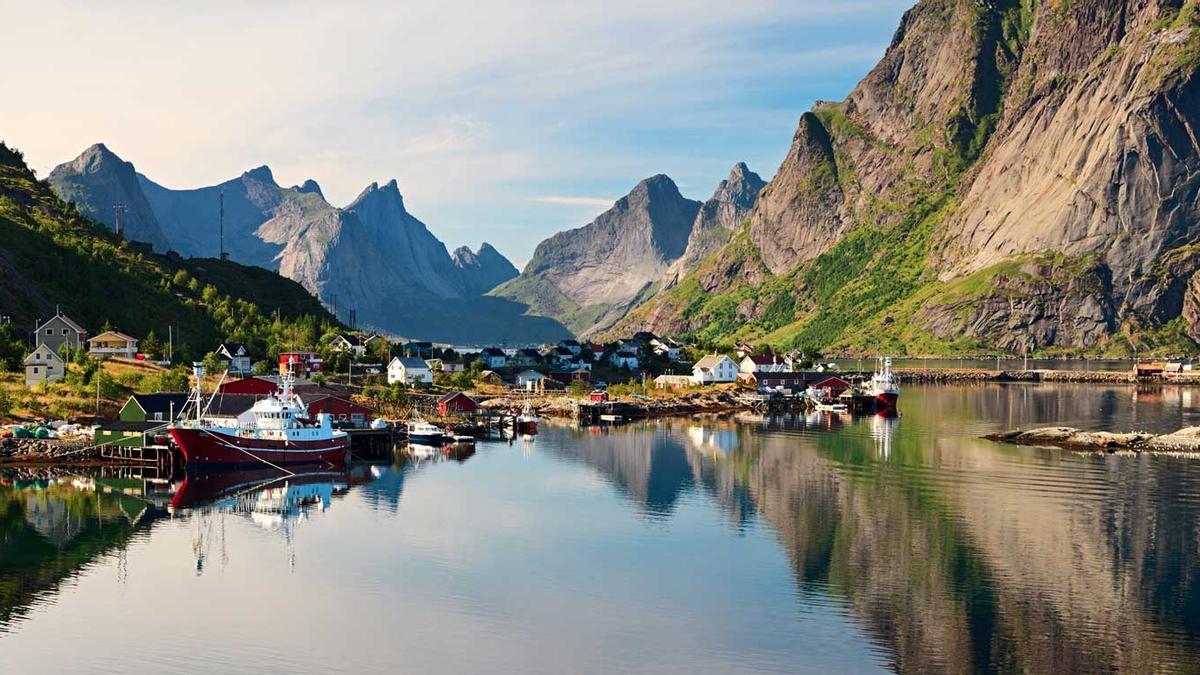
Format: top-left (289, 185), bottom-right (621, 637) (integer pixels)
top-left (532, 196), bottom-right (614, 208)
top-left (2, 0), bottom-right (911, 262)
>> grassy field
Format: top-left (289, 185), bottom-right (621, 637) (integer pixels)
top-left (0, 358), bottom-right (176, 423)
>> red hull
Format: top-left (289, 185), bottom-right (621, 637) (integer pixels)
top-left (169, 427), bottom-right (348, 467)
top-left (876, 392), bottom-right (899, 408)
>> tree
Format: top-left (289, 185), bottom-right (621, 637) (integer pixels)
top-left (142, 330), bottom-right (163, 360)
top-left (0, 324), bottom-right (25, 372)
top-left (568, 379), bottom-right (591, 397)
top-left (0, 387), bottom-right (12, 419)
top-left (201, 351), bottom-right (221, 376)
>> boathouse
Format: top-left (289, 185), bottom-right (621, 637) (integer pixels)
top-left (746, 372), bottom-right (810, 394)
top-left (95, 393), bottom-right (188, 447)
top-left (655, 374), bottom-right (693, 390)
top-left (307, 395), bottom-right (375, 428)
top-left (811, 376), bottom-right (851, 396)
top-left (437, 391), bottom-right (478, 415)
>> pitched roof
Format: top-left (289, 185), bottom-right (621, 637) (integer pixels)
top-left (390, 356), bottom-right (429, 370)
top-left (23, 344), bottom-right (64, 365)
top-left (559, 339), bottom-right (581, 346)
top-left (217, 342), bottom-right (247, 357)
top-left (203, 394), bottom-right (260, 416)
top-left (439, 391), bottom-right (477, 404)
top-left (480, 347), bottom-right (506, 357)
top-left (745, 354), bottom-right (780, 365)
top-left (693, 354), bottom-right (732, 370)
top-left (38, 313), bottom-right (85, 334)
top-left (87, 330), bottom-right (137, 344)
top-left (129, 393), bottom-right (189, 418)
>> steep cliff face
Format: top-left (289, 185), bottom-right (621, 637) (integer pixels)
top-left (47, 144), bottom-right (170, 251)
top-left (620, 0), bottom-right (1200, 355)
top-left (493, 174), bottom-right (701, 334)
top-left (452, 243), bottom-right (518, 295)
top-left (667, 162), bottom-right (765, 280)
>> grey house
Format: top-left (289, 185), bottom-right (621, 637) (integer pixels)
top-left (35, 314), bottom-right (86, 354)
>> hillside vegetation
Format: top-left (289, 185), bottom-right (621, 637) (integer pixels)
top-left (0, 142), bottom-right (340, 364)
top-left (613, 0), bottom-right (1200, 358)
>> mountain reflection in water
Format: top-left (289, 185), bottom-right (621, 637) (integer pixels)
top-left (0, 383), bottom-right (1197, 673)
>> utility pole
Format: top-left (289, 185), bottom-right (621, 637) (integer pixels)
top-left (168, 325), bottom-right (173, 363)
top-left (113, 203), bottom-right (127, 238)
top-left (219, 190), bottom-right (228, 260)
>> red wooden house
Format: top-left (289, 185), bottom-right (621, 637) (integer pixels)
top-left (437, 391), bottom-right (478, 415)
top-left (811, 376), bottom-right (851, 396)
top-left (307, 395), bottom-right (376, 428)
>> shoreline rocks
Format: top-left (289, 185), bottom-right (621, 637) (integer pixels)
top-left (985, 426), bottom-right (1200, 454)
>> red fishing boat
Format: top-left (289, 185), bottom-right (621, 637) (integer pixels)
top-left (169, 361), bottom-right (348, 467)
top-left (869, 356), bottom-right (901, 409)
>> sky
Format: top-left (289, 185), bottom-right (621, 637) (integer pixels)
top-left (1, 0), bottom-right (911, 266)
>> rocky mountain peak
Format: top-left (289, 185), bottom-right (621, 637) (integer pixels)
top-left (242, 165), bottom-right (276, 185)
top-left (47, 143), bottom-right (171, 252)
top-left (294, 179), bottom-right (323, 197)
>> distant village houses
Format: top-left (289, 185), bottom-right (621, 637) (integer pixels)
top-left (691, 354), bottom-right (739, 384)
top-left (217, 342), bottom-right (253, 375)
top-left (23, 344), bottom-right (65, 387)
top-left (387, 356), bottom-right (433, 385)
top-left (87, 330), bottom-right (139, 360)
top-left (328, 333), bottom-right (377, 358)
top-left (35, 313), bottom-right (86, 353)
top-left (478, 347), bottom-right (507, 369)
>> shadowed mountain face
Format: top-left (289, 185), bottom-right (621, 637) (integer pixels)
top-left (615, 0), bottom-right (1200, 354)
top-left (452, 243), bottom-right (519, 295)
top-left (46, 143), bottom-right (170, 252)
top-left (48, 146), bottom-right (563, 343)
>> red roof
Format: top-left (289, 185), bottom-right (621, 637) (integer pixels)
top-left (813, 376), bottom-right (851, 390)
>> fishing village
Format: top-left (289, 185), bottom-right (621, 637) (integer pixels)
top-left (5, 310), bottom-right (1200, 474)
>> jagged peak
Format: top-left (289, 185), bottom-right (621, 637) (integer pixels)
top-left (242, 165), bottom-right (276, 184)
top-left (294, 178), bottom-right (323, 198)
top-left (348, 179), bottom-right (406, 212)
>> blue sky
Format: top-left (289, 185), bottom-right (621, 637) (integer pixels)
top-left (4, 0), bottom-right (911, 266)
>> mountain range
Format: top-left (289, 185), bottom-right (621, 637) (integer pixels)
top-left (607, 0), bottom-right (1200, 355)
top-left (45, 0), bottom-right (1200, 354)
top-left (48, 144), bottom-right (562, 344)
top-left (491, 164), bottom-right (765, 335)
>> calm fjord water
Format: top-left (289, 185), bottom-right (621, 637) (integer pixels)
top-left (2, 383), bottom-right (1200, 673)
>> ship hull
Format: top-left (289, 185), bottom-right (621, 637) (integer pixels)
top-left (875, 391), bottom-right (899, 409)
top-left (169, 427), bottom-right (348, 467)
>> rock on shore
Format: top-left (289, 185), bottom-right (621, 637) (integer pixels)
top-left (986, 426), bottom-right (1200, 454)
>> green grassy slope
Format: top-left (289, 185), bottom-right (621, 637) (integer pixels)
top-left (0, 142), bottom-right (339, 362)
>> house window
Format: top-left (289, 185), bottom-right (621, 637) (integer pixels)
top-left (45, 329), bottom-right (52, 335)
top-left (153, 412), bottom-right (163, 421)
top-left (32, 367), bottom-right (38, 374)
top-left (62, 329), bottom-right (68, 335)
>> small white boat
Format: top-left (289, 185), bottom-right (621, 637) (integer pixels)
top-left (407, 419), bottom-right (444, 444)
top-left (815, 402), bottom-right (849, 413)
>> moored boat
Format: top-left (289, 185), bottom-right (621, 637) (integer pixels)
top-left (869, 356), bottom-right (901, 409)
top-left (515, 402), bottom-right (539, 435)
top-left (169, 362), bottom-right (348, 468)
top-left (407, 419), bottom-right (444, 444)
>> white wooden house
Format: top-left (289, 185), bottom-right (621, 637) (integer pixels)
top-left (691, 354), bottom-right (739, 384)
top-left (387, 357), bottom-right (433, 385)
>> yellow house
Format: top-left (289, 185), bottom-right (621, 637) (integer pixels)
top-left (87, 330), bottom-right (139, 360)
top-left (24, 344), bottom-right (65, 387)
